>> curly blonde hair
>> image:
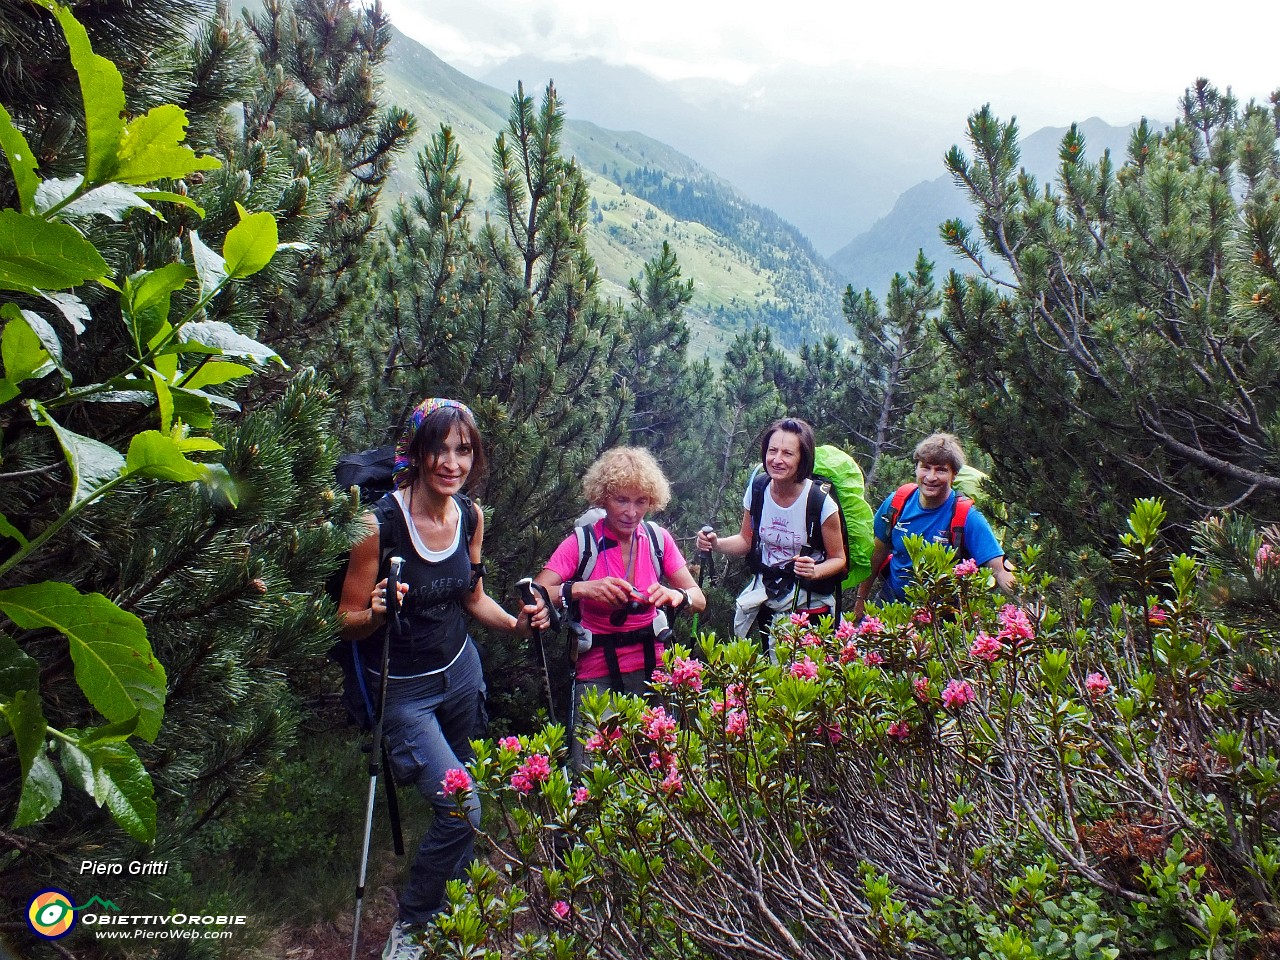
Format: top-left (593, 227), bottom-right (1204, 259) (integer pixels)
top-left (582, 447), bottom-right (671, 511)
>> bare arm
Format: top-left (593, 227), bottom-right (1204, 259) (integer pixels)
top-left (696, 509), bottom-right (753, 559)
top-left (462, 506), bottom-right (543, 634)
top-left (339, 515), bottom-right (406, 641)
top-left (985, 555), bottom-right (1016, 595)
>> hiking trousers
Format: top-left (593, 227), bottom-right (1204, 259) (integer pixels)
top-left (375, 638), bottom-right (486, 924)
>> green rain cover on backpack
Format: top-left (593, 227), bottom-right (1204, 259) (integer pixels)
top-left (812, 444), bottom-right (875, 589)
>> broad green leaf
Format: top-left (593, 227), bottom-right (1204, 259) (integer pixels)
top-left (115, 105), bottom-right (220, 185)
top-left (0, 103), bottom-right (39, 214)
top-left (5, 305), bottom-right (64, 366)
top-left (79, 714), bottom-right (141, 745)
top-left (0, 379), bottom-right (16, 405)
top-left (180, 360), bottom-right (252, 389)
top-left (125, 430), bottom-right (210, 482)
top-left (224, 206), bottom-right (278, 278)
top-left (0, 633), bottom-right (40, 700)
top-left (0, 689), bottom-right (48, 811)
top-left (0, 210), bottom-right (110, 293)
top-left (122, 262), bottom-right (189, 353)
top-left (14, 749), bottom-right (61, 827)
top-left (0, 581), bottom-right (164, 740)
top-left (59, 738), bottom-right (155, 842)
top-left (147, 369), bottom-right (174, 432)
top-left (169, 388), bottom-right (216, 429)
top-left (36, 178), bottom-right (157, 222)
top-left (136, 190), bottom-right (205, 216)
top-left (52, 3), bottom-right (126, 185)
top-left (29, 400), bottom-right (125, 506)
top-left (2, 311), bottom-right (54, 387)
top-left (0, 511), bottom-right (29, 548)
top-left (188, 231), bottom-right (226, 300)
top-left (179, 321), bottom-right (283, 365)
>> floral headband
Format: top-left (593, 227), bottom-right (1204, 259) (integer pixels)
top-left (393, 397), bottom-right (474, 483)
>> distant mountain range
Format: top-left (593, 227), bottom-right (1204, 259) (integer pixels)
top-left (382, 29), bottom-right (848, 358)
top-left (830, 118), bottom-right (1144, 296)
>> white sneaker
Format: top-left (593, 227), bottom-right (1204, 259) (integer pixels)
top-left (382, 920), bottom-right (425, 960)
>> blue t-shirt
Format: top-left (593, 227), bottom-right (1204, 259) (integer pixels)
top-left (873, 487), bottom-right (1003, 602)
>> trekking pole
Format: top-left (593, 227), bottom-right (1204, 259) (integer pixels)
top-left (350, 556), bottom-right (402, 960)
top-left (517, 578), bottom-right (560, 726)
top-left (692, 525), bottom-right (715, 637)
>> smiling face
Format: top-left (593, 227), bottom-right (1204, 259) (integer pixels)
top-left (420, 424), bottom-right (475, 498)
top-left (602, 487), bottom-right (654, 540)
top-left (764, 429), bottom-right (803, 484)
top-left (915, 459), bottom-right (957, 508)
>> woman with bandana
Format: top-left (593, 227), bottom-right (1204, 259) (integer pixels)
top-left (339, 398), bottom-right (546, 959)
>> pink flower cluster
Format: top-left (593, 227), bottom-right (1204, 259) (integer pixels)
top-left (839, 641), bottom-right (861, 664)
top-left (913, 677), bottom-right (932, 703)
top-left (441, 767), bottom-right (472, 795)
top-left (724, 709), bottom-right (749, 738)
top-left (800, 632), bottom-right (823, 648)
top-left (856, 617), bottom-right (884, 637)
top-left (954, 558), bottom-right (979, 577)
top-left (969, 631), bottom-right (1005, 663)
top-left (941, 678), bottom-right (976, 710)
top-left (887, 719), bottom-right (911, 741)
top-left (821, 722), bottom-right (843, 745)
top-left (998, 604), bottom-right (1035, 643)
top-left (659, 761), bottom-right (683, 794)
top-left (641, 706), bottom-right (678, 747)
top-left (572, 786), bottom-right (591, 805)
top-left (790, 611), bottom-right (811, 628)
top-left (498, 736), bottom-right (522, 753)
top-left (1147, 604), bottom-right (1168, 625)
top-left (1085, 672), bottom-right (1110, 700)
top-left (863, 650), bottom-right (885, 666)
top-left (1257, 543), bottom-right (1276, 574)
top-left (834, 617), bottom-right (858, 641)
top-left (552, 900), bottom-right (570, 921)
top-left (510, 753), bottom-right (551, 794)
top-left (584, 726), bottom-right (623, 753)
top-left (668, 656), bottom-right (705, 692)
top-left (790, 656), bottom-right (819, 680)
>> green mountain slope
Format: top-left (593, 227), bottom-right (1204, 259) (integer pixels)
top-left (381, 27), bottom-right (846, 356)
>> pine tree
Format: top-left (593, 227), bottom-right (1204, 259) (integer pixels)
top-left (939, 87), bottom-right (1280, 550)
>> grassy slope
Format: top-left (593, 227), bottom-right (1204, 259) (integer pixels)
top-left (380, 28), bottom-right (846, 361)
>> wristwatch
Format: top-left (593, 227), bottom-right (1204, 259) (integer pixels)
top-left (675, 588), bottom-right (690, 609)
top-left (560, 580), bottom-right (576, 608)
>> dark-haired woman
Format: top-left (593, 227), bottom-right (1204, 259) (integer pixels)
top-left (339, 398), bottom-right (544, 960)
top-left (696, 417), bottom-right (846, 647)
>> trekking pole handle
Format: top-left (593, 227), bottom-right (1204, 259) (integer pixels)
top-left (516, 577), bottom-right (560, 633)
top-left (696, 525), bottom-right (715, 588)
top-left (387, 557), bottom-right (404, 617)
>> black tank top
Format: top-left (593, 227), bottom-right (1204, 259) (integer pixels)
top-left (378, 491), bottom-right (473, 675)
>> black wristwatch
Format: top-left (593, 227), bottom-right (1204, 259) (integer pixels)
top-left (675, 587), bottom-right (690, 610)
top-left (560, 580), bottom-right (575, 608)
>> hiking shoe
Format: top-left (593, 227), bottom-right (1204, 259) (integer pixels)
top-left (382, 920), bottom-right (425, 960)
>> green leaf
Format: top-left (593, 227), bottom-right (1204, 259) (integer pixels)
top-left (3, 304), bottom-right (63, 367)
top-left (169, 387), bottom-right (217, 429)
top-left (59, 738), bottom-right (156, 842)
top-left (147, 369), bottom-right (174, 433)
top-left (114, 105), bottom-right (220, 185)
top-left (36, 177), bottom-right (156, 221)
top-left (125, 430), bottom-right (211, 482)
top-left (0, 210), bottom-right (111, 293)
top-left (79, 714), bottom-right (141, 745)
top-left (14, 749), bottom-right (61, 827)
top-left (0, 632), bottom-right (40, 699)
top-left (178, 321), bottom-right (283, 365)
top-left (0, 581), bottom-right (165, 741)
top-left (136, 190), bottom-right (205, 217)
top-left (180, 360), bottom-right (252, 389)
top-left (0, 103), bottom-right (40, 214)
top-left (0, 511), bottom-right (29, 548)
top-left (223, 205), bottom-right (278, 278)
top-left (3, 310), bottom-right (54, 388)
top-left (28, 400), bottom-right (125, 506)
top-left (52, 3), bottom-right (126, 185)
top-left (188, 231), bottom-right (226, 300)
top-left (0, 689), bottom-right (48, 808)
top-left (123, 263), bottom-right (190, 353)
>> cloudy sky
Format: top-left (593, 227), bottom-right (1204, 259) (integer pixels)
top-left (379, 0), bottom-right (1277, 127)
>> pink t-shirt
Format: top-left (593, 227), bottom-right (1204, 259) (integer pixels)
top-left (544, 519), bottom-right (687, 681)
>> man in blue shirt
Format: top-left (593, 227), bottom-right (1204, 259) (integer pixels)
top-left (853, 433), bottom-right (1013, 617)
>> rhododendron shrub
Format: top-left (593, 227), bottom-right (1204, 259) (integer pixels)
top-left (421, 502), bottom-right (1277, 960)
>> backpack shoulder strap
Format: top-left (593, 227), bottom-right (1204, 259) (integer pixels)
top-left (748, 469), bottom-right (770, 572)
top-left (571, 523), bottom-right (600, 582)
top-left (949, 495), bottom-right (974, 557)
top-left (885, 483), bottom-right (918, 532)
top-left (372, 495), bottom-right (400, 578)
top-left (805, 476), bottom-right (829, 552)
top-left (642, 520), bottom-right (666, 573)
top-left (453, 492), bottom-right (479, 547)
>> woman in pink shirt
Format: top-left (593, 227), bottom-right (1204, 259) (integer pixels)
top-left (535, 447), bottom-right (705, 766)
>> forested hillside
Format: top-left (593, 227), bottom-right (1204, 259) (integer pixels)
top-left (0, 2), bottom-right (1277, 959)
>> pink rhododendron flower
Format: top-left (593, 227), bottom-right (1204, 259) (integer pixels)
top-left (1147, 605), bottom-right (1168, 625)
top-left (941, 678), bottom-right (976, 710)
top-left (441, 767), bottom-right (472, 795)
top-left (969, 632), bottom-right (1005, 663)
top-left (510, 753), bottom-right (551, 794)
top-left (670, 656), bottom-right (705, 691)
top-left (913, 677), bottom-right (932, 702)
top-left (725, 709), bottom-right (748, 738)
top-left (998, 605), bottom-right (1035, 642)
top-left (649, 669), bottom-right (672, 686)
top-left (839, 641), bottom-right (860, 664)
top-left (584, 726), bottom-right (623, 753)
top-left (1232, 676), bottom-right (1250, 692)
top-left (1257, 543), bottom-right (1276, 574)
top-left (856, 616), bottom-right (884, 637)
top-left (642, 706), bottom-right (678, 745)
top-left (790, 611), bottom-right (811, 627)
top-left (498, 736), bottom-right (522, 753)
top-left (573, 786), bottom-right (591, 805)
top-left (822, 722), bottom-right (844, 744)
top-left (660, 761), bottom-right (683, 794)
top-left (1085, 672), bottom-right (1110, 700)
top-left (887, 719), bottom-right (911, 741)
top-left (863, 650), bottom-right (885, 666)
top-left (912, 608), bottom-right (933, 626)
top-left (790, 656), bottom-right (819, 680)
top-left (834, 617), bottom-right (857, 641)
top-left (954, 558), bottom-right (978, 577)
top-left (552, 901), bottom-right (570, 921)
top-left (801, 631), bottom-right (823, 648)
